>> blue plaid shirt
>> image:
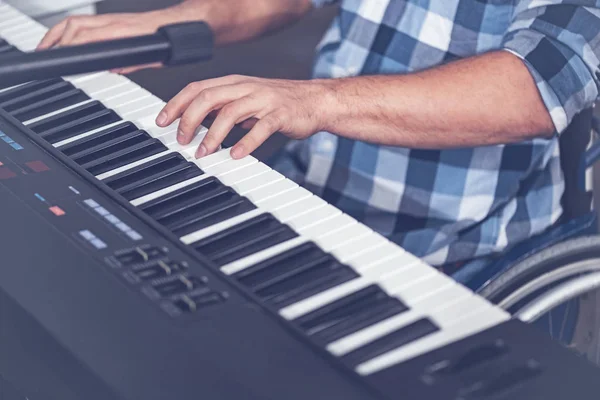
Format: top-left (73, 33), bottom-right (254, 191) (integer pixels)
top-left (271, 0), bottom-right (600, 267)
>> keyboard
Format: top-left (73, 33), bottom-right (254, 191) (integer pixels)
top-left (0, 2), bottom-right (598, 399)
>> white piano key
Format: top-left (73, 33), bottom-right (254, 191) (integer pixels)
top-left (315, 223), bottom-right (373, 252)
top-left (217, 163), bottom-right (271, 187)
top-left (85, 81), bottom-right (141, 101)
top-left (130, 174), bottom-right (212, 207)
top-left (102, 87), bottom-right (152, 109)
top-left (250, 184), bottom-right (306, 207)
top-left (280, 277), bottom-right (373, 320)
top-left (353, 253), bottom-right (421, 282)
top-left (115, 96), bottom-right (163, 118)
top-left (0, 16), bottom-right (29, 30)
top-left (231, 170), bottom-right (286, 196)
top-left (75, 74), bottom-right (131, 94)
top-left (287, 204), bottom-right (342, 232)
top-left (355, 309), bottom-right (509, 375)
top-left (297, 213), bottom-right (357, 237)
top-left (221, 236), bottom-right (310, 276)
top-left (180, 208), bottom-right (266, 245)
top-left (194, 148), bottom-right (233, 169)
top-left (166, 129), bottom-right (210, 158)
top-left (346, 242), bottom-right (406, 272)
top-left (331, 234), bottom-right (387, 263)
top-left (273, 195), bottom-right (327, 222)
top-left (95, 150), bottom-right (174, 181)
top-left (388, 272), bottom-right (455, 303)
top-left (124, 104), bottom-right (165, 125)
top-left (65, 72), bottom-right (110, 84)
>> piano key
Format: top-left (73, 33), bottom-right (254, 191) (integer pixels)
top-left (130, 152), bottom-right (264, 207)
top-left (169, 194), bottom-right (255, 238)
top-left (0, 79), bottom-right (63, 104)
top-left (249, 183), bottom-right (305, 205)
top-left (315, 223), bottom-right (373, 252)
top-left (102, 153), bottom-right (190, 191)
top-left (12, 89), bottom-right (90, 122)
top-left (53, 121), bottom-right (125, 148)
top-left (180, 208), bottom-right (266, 246)
top-left (60, 123), bottom-right (140, 157)
top-left (296, 213), bottom-right (357, 236)
top-left (96, 150), bottom-right (175, 180)
top-left (271, 195), bottom-right (326, 222)
top-left (130, 175), bottom-right (210, 207)
top-left (286, 204), bottom-right (342, 231)
top-left (75, 74), bottom-right (132, 95)
top-left (233, 242), bottom-right (359, 308)
top-left (36, 106), bottom-right (121, 144)
top-left (112, 96), bottom-right (162, 118)
top-left (230, 170), bottom-right (286, 195)
top-left (120, 162), bottom-right (204, 201)
top-left (345, 242), bottom-right (406, 273)
top-left (140, 177), bottom-right (230, 221)
top-left (193, 214), bottom-right (297, 267)
top-left (355, 308), bottom-right (509, 375)
top-left (69, 128), bottom-right (151, 162)
top-left (331, 234), bottom-right (387, 263)
top-left (295, 285), bottom-right (409, 345)
top-left (83, 139), bottom-right (169, 177)
top-left (340, 317), bottom-right (439, 367)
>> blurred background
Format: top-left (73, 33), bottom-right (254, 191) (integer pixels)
top-left (98, 0), bottom-right (338, 161)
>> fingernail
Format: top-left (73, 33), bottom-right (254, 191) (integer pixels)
top-left (177, 129), bottom-right (186, 144)
top-left (231, 145), bottom-right (244, 159)
top-left (196, 144), bottom-right (208, 158)
top-left (156, 111), bottom-right (168, 126)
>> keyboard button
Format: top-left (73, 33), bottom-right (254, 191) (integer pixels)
top-left (0, 79), bottom-right (63, 104)
top-left (12, 89), bottom-right (90, 122)
top-left (193, 214), bottom-right (297, 267)
top-left (60, 122), bottom-right (139, 157)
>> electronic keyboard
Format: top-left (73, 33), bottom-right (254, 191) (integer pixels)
top-left (0, 2), bottom-right (598, 399)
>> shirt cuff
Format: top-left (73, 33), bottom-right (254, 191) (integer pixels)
top-left (502, 29), bottom-right (598, 134)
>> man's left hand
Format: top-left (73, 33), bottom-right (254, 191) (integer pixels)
top-left (156, 75), bottom-right (333, 159)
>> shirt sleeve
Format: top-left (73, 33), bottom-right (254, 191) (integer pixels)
top-left (502, 1), bottom-right (600, 134)
top-left (311, 0), bottom-right (340, 8)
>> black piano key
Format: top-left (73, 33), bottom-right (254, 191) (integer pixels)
top-left (60, 122), bottom-right (139, 156)
top-left (0, 78), bottom-right (64, 104)
top-left (102, 153), bottom-right (186, 191)
top-left (167, 194), bottom-right (255, 238)
top-left (11, 89), bottom-right (90, 122)
top-left (84, 140), bottom-right (168, 176)
top-left (193, 214), bottom-right (298, 267)
top-left (120, 163), bottom-right (204, 201)
top-left (234, 242), bottom-right (358, 308)
top-left (140, 177), bottom-right (227, 220)
top-left (295, 285), bottom-right (409, 345)
top-left (29, 101), bottom-right (121, 144)
top-left (70, 129), bottom-right (152, 164)
top-left (0, 80), bottom-right (74, 111)
top-left (0, 39), bottom-right (16, 53)
top-left (340, 318), bottom-right (439, 368)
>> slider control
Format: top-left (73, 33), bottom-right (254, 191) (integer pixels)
top-left (133, 260), bottom-right (188, 281)
top-left (153, 275), bottom-right (207, 297)
top-left (115, 245), bottom-right (166, 266)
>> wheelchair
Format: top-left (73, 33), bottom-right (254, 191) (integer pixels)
top-left (466, 107), bottom-right (600, 364)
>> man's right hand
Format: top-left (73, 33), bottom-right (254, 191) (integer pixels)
top-left (36, 10), bottom-right (180, 74)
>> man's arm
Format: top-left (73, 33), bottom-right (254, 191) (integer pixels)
top-left (159, 1), bottom-right (600, 159)
top-left (36, 0), bottom-right (312, 72)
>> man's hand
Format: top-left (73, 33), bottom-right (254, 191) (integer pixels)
top-left (36, 11), bottom-right (180, 74)
top-left (156, 75), bottom-right (333, 159)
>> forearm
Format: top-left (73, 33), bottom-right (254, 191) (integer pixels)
top-left (320, 51), bottom-right (555, 149)
top-left (160, 0), bottom-right (313, 45)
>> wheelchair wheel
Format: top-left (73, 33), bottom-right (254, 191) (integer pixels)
top-left (478, 235), bottom-right (600, 364)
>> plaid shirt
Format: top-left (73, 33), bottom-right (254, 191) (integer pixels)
top-left (271, 0), bottom-right (600, 267)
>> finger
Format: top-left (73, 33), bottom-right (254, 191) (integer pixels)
top-left (37, 19), bottom-right (69, 50)
top-left (57, 16), bottom-right (111, 47)
top-left (231, 114), bottom-right (282, 159)
top-left (156, 75), bottom-right (253, 126)
top-left (111, 62), bottom-right (162, 75)
top-left (177, 84), bottom-right (254, 145)
top-left (196, 97), bottom-right (260, 158)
